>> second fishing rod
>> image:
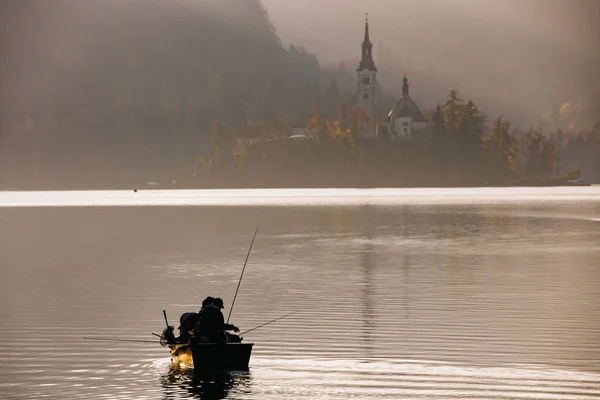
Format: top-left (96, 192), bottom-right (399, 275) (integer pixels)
top-left (227, 226), bottom-right (259, 324)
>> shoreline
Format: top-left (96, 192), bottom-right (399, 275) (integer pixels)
top-left (0, 182), bottom-right (595, 192)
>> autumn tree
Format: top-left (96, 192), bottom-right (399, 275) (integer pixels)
top-left (307, 100), bottom-right (328, 141)
top-left (350, 103), bottom-right (366, 140)
top-left (326, 120), bottom-right (353, 146)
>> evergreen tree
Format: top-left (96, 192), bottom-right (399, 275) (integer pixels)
top-left (524, 129), bottom-right (555, 177)
top-left (431, 104), bottom-right (446, 141)
top-left (457, 100), bottom-right (486, 176)
top-left (430, 104), bottom-right (447, 160)
top-left (443, 90), bottom-right (465, 135)
top-left (323, 78), bottom-right (342, 116)
top-left (461, 100), bottom-right (486, 140)
top-left (485, 116), bottom-right (517, 182)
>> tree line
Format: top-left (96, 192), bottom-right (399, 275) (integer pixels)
top-left (193, 90), bottom-right (599, 188)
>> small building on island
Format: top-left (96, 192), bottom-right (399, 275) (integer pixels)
top-left (384, 74), bottom-right (430, 141)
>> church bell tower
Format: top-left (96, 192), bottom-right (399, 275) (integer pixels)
top-left (357, 14), bottom-right (377, 137)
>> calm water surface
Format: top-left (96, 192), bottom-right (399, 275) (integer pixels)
top-left (0, 188), bottom-right (599, 399)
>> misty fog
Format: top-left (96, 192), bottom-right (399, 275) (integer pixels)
top-left (0, 0), bottom-right (598, 188)
top-left (264, 0), bottom-right (600, 125)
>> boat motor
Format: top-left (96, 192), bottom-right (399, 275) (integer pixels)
top-left (160, 326), bottom-right (177, 347)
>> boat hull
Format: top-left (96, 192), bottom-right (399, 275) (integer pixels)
top-left (169, 343), bottom-right (253, 371)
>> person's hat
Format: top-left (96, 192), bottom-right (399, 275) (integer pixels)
top-left (201, 296), bottom-right (214, 308)
top-left (213, 297), bottom-right (224, 309)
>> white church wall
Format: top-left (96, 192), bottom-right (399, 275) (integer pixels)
top-left (390, 117), bottom-right (413, 140)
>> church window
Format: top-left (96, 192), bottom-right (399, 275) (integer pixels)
top-left (363, 93), bottom-right (369, 100)
top-left (362, 77), bottom-right (370, 84)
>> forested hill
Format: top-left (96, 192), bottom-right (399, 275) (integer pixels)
top-left (0, 0), bottom-right (346, 188)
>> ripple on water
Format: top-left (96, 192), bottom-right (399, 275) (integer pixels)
top-left (1, 192), bottom-right (600, 399)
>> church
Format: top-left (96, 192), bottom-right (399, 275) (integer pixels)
top-left (356, 16), bottom-right (429, 140)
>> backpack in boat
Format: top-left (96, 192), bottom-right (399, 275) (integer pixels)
top-left (179, 312), bottom-right (200, 332)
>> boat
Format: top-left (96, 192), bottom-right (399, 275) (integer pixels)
top-left (168, 342), bottom-right (253, 371)
top-left (565, 179), bottom-right (592, 186)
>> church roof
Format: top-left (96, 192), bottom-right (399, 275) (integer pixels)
top-left (387, 95), bottom-right (428, 123)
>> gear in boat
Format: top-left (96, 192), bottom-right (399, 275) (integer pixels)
top-left (160, 296), bottom-right (253, 371)
top-left (176, 296), bottom-right (241, 344)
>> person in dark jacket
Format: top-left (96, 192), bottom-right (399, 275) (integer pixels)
top-left (212, 297), bottom-right (240, 332)
top-left (178, 296), bottom-right (214, 343)
top-left (194, 297), bottom-right (239, 343)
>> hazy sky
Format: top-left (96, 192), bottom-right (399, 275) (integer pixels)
top-left (262, 0), bottom-right (599, 123)
top-left (1, 0), bottom-right (597, 129)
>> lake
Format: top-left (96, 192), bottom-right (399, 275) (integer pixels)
top-left (1, 187), bottom-right (599, 399)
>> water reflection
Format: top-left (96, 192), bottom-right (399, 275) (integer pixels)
top-left (360, 240), bottom-right (375, 359)
top-left (161, 366), bottom-right (252, 400)
top-left (359, 205), bottom-right (376, 359)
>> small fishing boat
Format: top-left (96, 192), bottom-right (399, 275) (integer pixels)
top-left (160, 310), bottom-right (254, 371)
top-left (169, 342), bottom-right (253, 370)
top-left (565, 179), bottom-right (592, 186)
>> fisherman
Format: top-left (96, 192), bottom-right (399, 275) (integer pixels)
top-left (178, 296), bottom-right (214, 343)
top-left (213, 297), bottom-right (240, 336)
top-left (194, 297), bottom-right (240, 343)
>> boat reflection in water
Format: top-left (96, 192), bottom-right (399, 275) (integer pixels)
top-left (161, 365), bottom-right (252, 400)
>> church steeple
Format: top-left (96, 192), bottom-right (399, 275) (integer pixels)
top-left (364, 13), bottom-right (371, 42)
top-left (356, 14), bottom-right (378, 138)
top-left (402, 73), bottom-right (409, 97)
top-left (358, 13), bottom-right (376, 72)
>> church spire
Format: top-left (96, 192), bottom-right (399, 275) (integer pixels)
top-left (358, 13), bottom-right (376, 71)
top-left (402, 73), bottom-right (409, 97)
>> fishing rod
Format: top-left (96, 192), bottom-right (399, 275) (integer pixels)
top-left (83, 337), bottom-right (159, 344)
top-left (240, 311), bottom-right (298, 335)
top-left (163, 310), bottom-right (170, 330)
top-left (227, 226), bottom-right (259, 324)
